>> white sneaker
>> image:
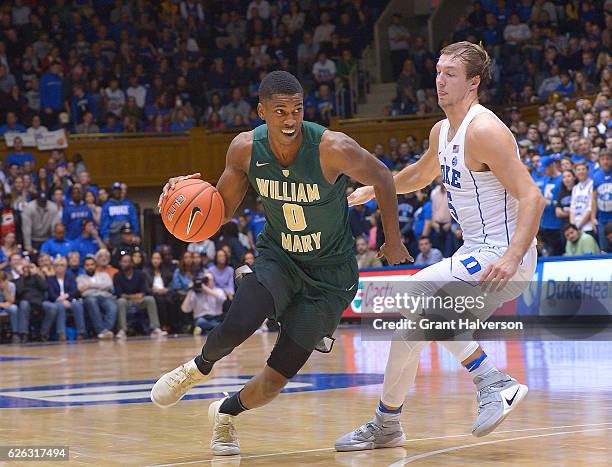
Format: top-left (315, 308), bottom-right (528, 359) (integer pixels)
top-left (115, 329), bottom-right (127, 339)
top-left (97, 330), bottom-right (114, 340)
top-left (150, 328), bottom-right (168, 338)
top-left (208, 397), bottom-right (240, 456)
top-left (472, 370), bottom-right (529, 437)
top-left (151, 358), bottom-right (211, 408)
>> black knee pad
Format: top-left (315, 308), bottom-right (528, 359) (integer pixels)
top-left (267, 331), bottom-right (313, 379)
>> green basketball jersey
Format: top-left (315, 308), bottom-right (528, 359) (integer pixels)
top-left (248, 121), bottom-right (354, 265)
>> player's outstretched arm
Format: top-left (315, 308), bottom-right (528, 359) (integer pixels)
top-left (321, 131), bottom-right (412, 265)
top-left (348, 121), bottom-right (442, 206)
top-left (467, 114), bottom-right (545, 289)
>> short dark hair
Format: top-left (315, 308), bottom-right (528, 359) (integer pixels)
top-left (562, 223), bottom-right (578, 234)
top-left (259, 71), bottom-right (303, 101)
top-left (419, 236), bottom-right (431, 242)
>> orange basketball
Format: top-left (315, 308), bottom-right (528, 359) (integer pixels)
top-left (161, 179), bottom-right (225, 242)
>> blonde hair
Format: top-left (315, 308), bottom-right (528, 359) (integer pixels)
top-left (440, 41), bottom-right (493, 89)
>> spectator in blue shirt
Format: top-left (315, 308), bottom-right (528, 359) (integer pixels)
top-left (481, 13), bottom-right (501, 46)
top-left (349, 203), bottom-right (371, 238)
top-left (554, 71), bottom-right (575, 96)
top-left (4, 136), bottom-right (34, 167)
top-left (538, 157), bottom-right (563, 255)
top-left (62, 185), bottom-right (93, 240)
top-left (0, 112), bottom-right (26, 136)
top-left (412, 189), bottom-right (432, 239)
top-left (373, 143), bottom-right (394, 169)
top-left (40, 223), bottom-right (76, 258)
top-left (69, 83), bottom-right (96, 126)
top-left (40, 62), bottom-right (64, 127)
top-left (75, 219), bottom-right (106, 261)
top-left (100, 182), bottom-right (139, 245)
top-left (170, 108), bottom-right (195, 131)
top-left (247, 199), bottom-right (266, 242)
top-left (100, 113), bottom-right (123, 133)
top-left (592, 151), bottom-right (612, 251)
top-left (315, 83), bottom-right (336, 125)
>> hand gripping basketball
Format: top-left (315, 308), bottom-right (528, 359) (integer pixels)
top-left (158, 172), bottom-right (202, 211)
top-left (159, 174), bottom-right (225, 242)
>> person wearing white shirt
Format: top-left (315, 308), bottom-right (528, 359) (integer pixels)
top-left (503, 14), bottom-right (532, 45)
top-left (104, 79), bottom-right (126, 117)
top-left (181, 272), bottom-right (226, 335)
top-left (388, 13), bottom-right (411, 79)
top-left (597, 109), bottom-right (610, 135)
top-left (187, 239), bottom-right (216, 261)
top-left (247, 0), bottom-right (271, 20)
top-left (313, 12), bottom-right (335, 46)
top-left (312, 52), bottom-right (336, 84)
top-left (570, 162), bottom-right (594, 233)
top-left (9, 253), bottom-right (22, 280)
top-left (180, 0), bottom-right (204, 21)
top-left (26, 115), bottom-right (48, 140)
top-left (126, 76), bottom-right (147, 109)
top-left (531, 0), bottom-right (557, 24)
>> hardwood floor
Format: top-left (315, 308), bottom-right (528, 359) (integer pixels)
top-left (0, 330), bottom-right (610, 466)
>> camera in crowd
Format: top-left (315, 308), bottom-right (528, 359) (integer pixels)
top-left (192, 274), bottom-right (209, 292)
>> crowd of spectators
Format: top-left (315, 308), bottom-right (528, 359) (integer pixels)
top-left (388, 0), bottom-right (610, 116)
top-left (0, 133), bottom-right (271, 343)
top-left (0, 0), bottom-right (380, 134)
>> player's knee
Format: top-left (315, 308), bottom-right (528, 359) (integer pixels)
top-left (267, 332), bottom-right (312, 379)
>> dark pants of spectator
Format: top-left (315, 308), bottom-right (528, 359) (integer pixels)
top-left (154, 293), bottom-right (179, 331)
top-left (1, 304), bottom-right (19, 334)
top-left (84, 296), bottom-right (118, 334)
top-left (31, 241), bottom-right (44, 252)
top-left (173, 293), bottom-right (193, 331)
top-left (108, 232), bottom-right (122, 249)
top-left (194, 314), bottom-right (224, 333)
top-left (598, 220), bottom-right (610, 252)
top-left (391, 49), bottom-right (410, 80)
top-left (19, 300), bottom-right (64, 338)
top-left (117, 296), bottom-right (160, 332)
top-left (41, 110), bottom-right (59, 129)
top-left (540, 228), bottom-right (564, 256)
top-left (54, 299), bottom-right (86, 336)
top-left (431, 225), bottom-right (454, 257)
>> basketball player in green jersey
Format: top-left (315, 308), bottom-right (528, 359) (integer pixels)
top-left (151, 71), bottom-right (411, 455)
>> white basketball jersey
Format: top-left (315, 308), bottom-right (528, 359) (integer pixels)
top-left (437, 104), bottom-right (519, 248)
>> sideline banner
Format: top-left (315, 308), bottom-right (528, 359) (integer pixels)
top-left (343, 255), bottom-right (612, 319)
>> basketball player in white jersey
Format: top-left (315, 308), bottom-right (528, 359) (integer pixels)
top-left (335, 41), bottom-right (546, 451)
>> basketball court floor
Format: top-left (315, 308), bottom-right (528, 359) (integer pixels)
top-left (1, 329), bottom-right (611, 466)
